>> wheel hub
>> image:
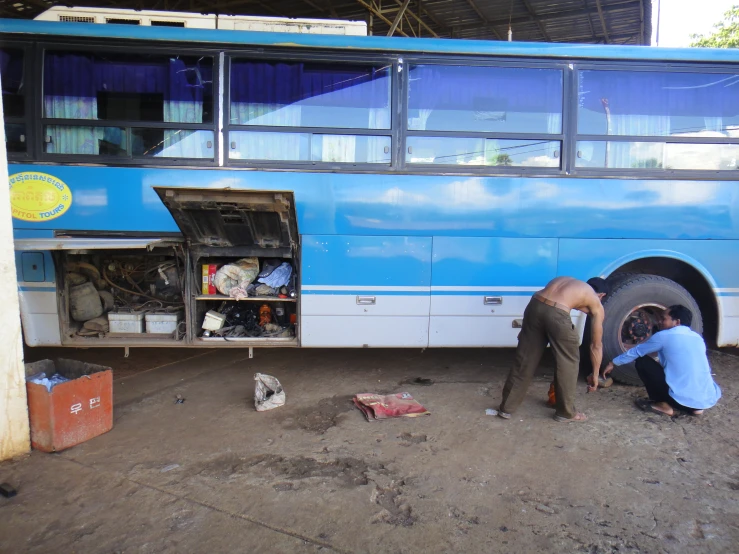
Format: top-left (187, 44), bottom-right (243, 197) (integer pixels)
top-left (618, 304), bottom-right (666, 351)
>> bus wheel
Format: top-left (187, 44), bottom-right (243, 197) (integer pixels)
top-left (602, 274), bottom-right (703, 386)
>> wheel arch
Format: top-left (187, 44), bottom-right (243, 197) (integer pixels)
top-left (600, 251), bottom-right (720, 346)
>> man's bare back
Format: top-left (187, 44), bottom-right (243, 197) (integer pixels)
top-left (537, 276), bottom-right (603, 315)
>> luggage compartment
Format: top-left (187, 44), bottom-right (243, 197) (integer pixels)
top-left (155, 187), bottom-right (300, 347)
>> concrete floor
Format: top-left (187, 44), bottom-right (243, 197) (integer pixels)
top-left (1, 346), bottom-right (738, 553)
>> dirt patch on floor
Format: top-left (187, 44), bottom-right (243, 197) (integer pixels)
top-left (369, 481), bottom-right (416, 527)
top-left (278, 394), bottom-right (356, 434)
top-left (398, 432), bottom-right (427, 444)
top-left (191, 453), bottom-right (385, 488)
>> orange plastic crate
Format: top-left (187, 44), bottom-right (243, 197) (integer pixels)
top-left (25, 359), bottom-right (113, 452)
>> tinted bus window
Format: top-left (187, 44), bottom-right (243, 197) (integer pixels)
top-left (229, 60), bottom-right (391, 129)
top-left (42, 51), bottom-right (214, 157)
top-left (1, 49), bottom-right (24, 117)
top-left (407, 65), bottom-right (563, 134)
top-left (44, 51), bottom-right (213, 123)
top-left (578, 70), bottom-right (739, 137)
top-left (1, 48), bottom-right (26, 153)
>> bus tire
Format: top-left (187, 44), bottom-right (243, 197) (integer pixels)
top-left (601, 274), bottom-right (703, 386)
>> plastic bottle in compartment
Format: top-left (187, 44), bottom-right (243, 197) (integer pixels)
top-left (259, 304), bottom-right (272, 327)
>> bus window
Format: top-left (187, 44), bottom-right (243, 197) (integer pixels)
top-left (578, 70), bottom-right (739, 138)
top-left (228, 60), bottom-right (392, 164)
top-left (229, 60), bottom-right (390, 129)
top-left (132, 128), bottom-right (215, 158)
top-left (1, 48), bottom-right (26, 153)
top-left (228, 131), bottom-right (391, 164)
top-left (406, 65), bottom-right (562, 169)
top-left (407, 137), bottom-right (560, 167)
top-left (43, 126), bottom-right (126, 156)
top-left (576, 140), bottom-right (739, 170)
top-left (310, 134), bottom-right (391, 164)
top-left (42, 50), bottom-right (214, 158)
top-left (407, 65), bottom-right (563, 134)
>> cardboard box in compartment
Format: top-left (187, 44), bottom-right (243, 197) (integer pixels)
top-left (201, 263), bottom-right (220, 295)
top-left (25, 359), bottom-right (113, 452)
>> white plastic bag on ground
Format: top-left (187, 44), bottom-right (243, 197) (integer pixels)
top-left (214, 258), bottom-right (259, 298)
top-left (254, 373), bottom-right (286, 411)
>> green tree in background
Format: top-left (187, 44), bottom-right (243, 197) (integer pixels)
top-left (690, 5), bottom-right (739, 47)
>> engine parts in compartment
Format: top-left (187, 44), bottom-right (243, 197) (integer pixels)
top-left (69, 282), bottom-right (104, 322)
top-left (201, 302), bottom-right (294, 340)
top-left (65, 251), bottom-right (185, 340)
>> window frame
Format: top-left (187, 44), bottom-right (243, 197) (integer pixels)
top-left (571, 60), bottom-right (739, 178)
top-left (398, 56), bottom-right (569, 175)
top-left (1, 40), bottom-right (35, 161)
top-left (224, 50), bottom-right (398, 170)
top-left (35, 40), bottom-right (221, 166)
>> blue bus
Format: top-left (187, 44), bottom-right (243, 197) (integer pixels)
top-left (3, 11), bottom-right (739, 384)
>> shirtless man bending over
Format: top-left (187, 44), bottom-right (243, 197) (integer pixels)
top-left (497, 276), bottom-right (610, 422)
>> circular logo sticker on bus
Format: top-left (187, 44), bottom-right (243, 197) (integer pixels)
top-left (9, 172), bottom-right (73, 222)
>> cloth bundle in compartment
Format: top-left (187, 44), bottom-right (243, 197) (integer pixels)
top-left (214, 258), bottom-right (259, 300)
top-left (257, 262), bottom-right (293, 289)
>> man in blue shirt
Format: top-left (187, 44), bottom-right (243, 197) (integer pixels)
top-left (602, 305), bottom-right (721, 417)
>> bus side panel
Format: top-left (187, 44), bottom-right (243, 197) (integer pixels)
top-left (429, 237), bottom-right (559, 347)
top-left (300, 235), bottom-right (431, 347)
top-left (16, 251), bottom-right (62, 346)
top-left (557, 239), bottom-right (739, 346)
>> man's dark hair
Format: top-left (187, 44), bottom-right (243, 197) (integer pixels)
top-left (668, 305), bottom-right (692, 327)
top-left (587, 277), bottom-right (611, 297)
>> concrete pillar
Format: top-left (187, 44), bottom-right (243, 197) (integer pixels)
top-left (0, 73), bottom-right (30, 460)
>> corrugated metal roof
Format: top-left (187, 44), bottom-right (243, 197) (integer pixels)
top-left (0, 0), bottom-right (651, 45)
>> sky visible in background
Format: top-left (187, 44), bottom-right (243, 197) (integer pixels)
top-left (651, 0), bottom-right (737, 46)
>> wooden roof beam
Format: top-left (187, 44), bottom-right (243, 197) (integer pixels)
top-left (595, 0), bottom-right (610, 43)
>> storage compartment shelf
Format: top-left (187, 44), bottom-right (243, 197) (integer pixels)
top-left (197, 336), bottom-right (297, 342)
top-left (194, 295), bottom-right (296, 302)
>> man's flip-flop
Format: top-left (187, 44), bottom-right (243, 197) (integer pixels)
top-left (497, 410), bottom-right (511, 419)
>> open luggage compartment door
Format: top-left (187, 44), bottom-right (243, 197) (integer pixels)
top-left (154, 187), bottom-right (300, 347)
top-left (153, 188), bottom-right (298, 253)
